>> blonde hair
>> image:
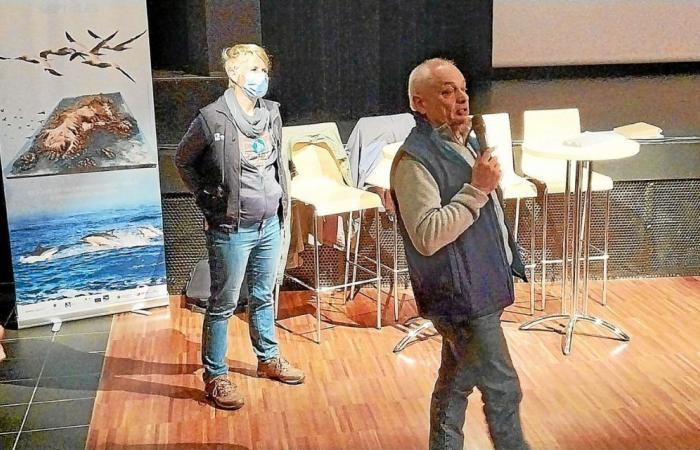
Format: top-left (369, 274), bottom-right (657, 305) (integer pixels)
top-left (407, 58), bottom-right (456, 111)
top-left (221, 44), bottom-right (271, 87)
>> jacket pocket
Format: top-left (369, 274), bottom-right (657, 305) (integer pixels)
top-left (197, 185), bottom-right (227, 221)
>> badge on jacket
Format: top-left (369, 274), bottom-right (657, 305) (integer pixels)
top-left (214, 132), bottom-right (224, 141)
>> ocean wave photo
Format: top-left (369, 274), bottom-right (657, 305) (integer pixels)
top-left (9, 203), bottom-right (166, 304)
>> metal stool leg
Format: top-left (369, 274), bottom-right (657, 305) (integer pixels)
top-left (375, 208), bottom-right (382, 329)
top-left (274, 283), bottom-right (280, 319)
top-left (561, 162), bottom-right (572, 314)
top-left (541, 186), bottom-right (548, 310)
top-left (602, 190), bottom-right (611, 306)
top-left (515, 196), bottom-right (535, 315)
top-left (392, 214), bottom-right (400, 321)
top-left (343, 211), bottom-right (353, 301)
top-left (529, 197), bottom-right (536, 315)
top-left (583, 162), bottom-right (593, 315)
top-left (514, 197), bottom-right (521, 240)
top-left (349, 211), bottom-right (363, 301)
top-left (313, 211), bottom-right (322, 343)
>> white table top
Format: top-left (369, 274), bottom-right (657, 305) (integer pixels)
top-left (523, 132), bottom-right (640, 161)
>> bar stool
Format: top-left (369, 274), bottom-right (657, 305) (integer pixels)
top-left (482, 113), bottom-right (538, 314)
top-left (521, 109), bottom-right (613, 309)
top-left (357, 141), bottom-right (436, 353)
top-left (341, 113), bottom-right (416, 317)
top-left (363, 141), bottom-right (406, 321)
top-left (279, 122), bottom-right (384, 343)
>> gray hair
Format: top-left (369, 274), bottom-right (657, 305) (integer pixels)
top-left (407, 58), bottom-right (456, 110)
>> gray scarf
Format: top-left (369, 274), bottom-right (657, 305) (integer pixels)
top-left (224, 88), bottom-right (270, 138)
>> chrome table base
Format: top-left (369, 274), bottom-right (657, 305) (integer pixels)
top-left (520, 313), bottom-right (630, 355)
top-left (519, 160), bottom-right (630, 355)
top-left (393, 317), bottom-right (435, 353)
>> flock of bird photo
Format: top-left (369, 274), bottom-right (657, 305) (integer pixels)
top-left (0, 29), bottom-right (146, 82)
top-left (0, 106), bottom-right (47, 141)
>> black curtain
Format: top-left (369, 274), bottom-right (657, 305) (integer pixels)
top-left (146, 0), bottom-right (192, 71)
top-left (260, 0), bottom-right (493, 122)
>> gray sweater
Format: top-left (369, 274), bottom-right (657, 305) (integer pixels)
top-left (236, 128), bottom-right (283, 224)
top-left (391, 125), bottom-right (513, 263)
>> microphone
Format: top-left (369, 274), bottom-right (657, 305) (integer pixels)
top-left (471, 114), bottom-right (504, 200)
top-left (471, 114), bottom-right (489, 150)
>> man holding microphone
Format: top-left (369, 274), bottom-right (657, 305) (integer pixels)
top-left (390, 58), bottom-right (530, 450)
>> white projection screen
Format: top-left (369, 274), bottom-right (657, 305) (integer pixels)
top-left (493, 0), bottom-right (700, 68)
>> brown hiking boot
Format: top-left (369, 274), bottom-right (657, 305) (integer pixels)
top-left (204, 375), bottom-right (244, 410)
top-left (257, 357), bottom-right (305, 384)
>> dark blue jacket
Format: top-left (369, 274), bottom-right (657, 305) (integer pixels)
top-left (175, 96), bottom-right (288, 231)
top-left (391, 117), bottom-right (527, 321)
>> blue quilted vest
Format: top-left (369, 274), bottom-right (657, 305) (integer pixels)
top-left (392, 117), bottom-right (527, 321)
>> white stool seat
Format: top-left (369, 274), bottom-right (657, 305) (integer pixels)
top-left (291, 177), bottom-right (383, 216)
top-left (364, 170), bottom-right (390, 190)
top-left (501, 174), bottom-right (538, 199)
top-left (364, 142), bottom-right (403, 190)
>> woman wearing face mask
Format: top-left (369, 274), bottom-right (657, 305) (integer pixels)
top-left (176, 44), bottom-right (303, 410)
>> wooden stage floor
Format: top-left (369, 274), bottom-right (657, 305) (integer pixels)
top-left (86, 277), bottom-right (700, 449)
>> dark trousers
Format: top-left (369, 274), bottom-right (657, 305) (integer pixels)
top-left (429, 310), bottom-right (529, 450)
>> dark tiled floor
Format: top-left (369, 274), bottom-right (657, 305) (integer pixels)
top-left (0, 433), bottom-right (19, 449)
top-left (33, 374), bottom-right (101, 403)
top-left (0, 315), bottom-right (111, 450)
top-left (1, 338), bottom-right (52, 360)
top-left (23, 398), bottom-right (95, 431)
top-left (0, 379), bottom-right (35, 406)
top-left (0, 358), bottom-right (45, 381)
top-left (42, 349), bottom-right (105, 378)
top-left (14, 426), bottom-right (89, 450)
top-left (0, 404), bottom-right (28, 433)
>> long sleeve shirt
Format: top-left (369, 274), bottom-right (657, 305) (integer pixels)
top-left (391, 124), bottom-right (513, 264)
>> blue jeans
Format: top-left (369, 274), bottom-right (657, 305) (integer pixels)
top-left (202, 216), bottom-right (281, 381)
top-left (430, 311), bottom-right (529, 450)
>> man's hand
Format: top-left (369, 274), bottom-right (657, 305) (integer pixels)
top-left (471, 148), bottom-right (501, 194)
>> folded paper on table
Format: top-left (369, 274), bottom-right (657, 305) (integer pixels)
top-left (613, 122), bottom-right (663, 139)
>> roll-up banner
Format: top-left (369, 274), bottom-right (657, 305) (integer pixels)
top-left (0, 0), bottom-right (168, 328)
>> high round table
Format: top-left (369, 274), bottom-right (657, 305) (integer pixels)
top-left (519, 132), bottom-right (639, 355)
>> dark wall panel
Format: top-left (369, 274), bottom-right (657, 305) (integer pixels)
top-left (260, 0), bottom-right (493, 122)
top-left (147, 0), bottom-right (199, 72)
top-left (205, 0), bottom-right (262, 72)
top-left (147, 0), bottom-right (262, 75)
top-left (261, 0), bottom-right (382, 121)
